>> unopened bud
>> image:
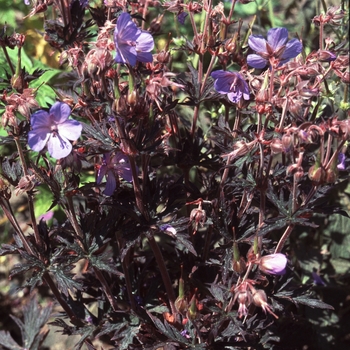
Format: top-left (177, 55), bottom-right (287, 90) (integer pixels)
top-left (127, 89), bottom-right (138, 108)
top-left (156, 50), bottom-right (170, 64)
top-left (0, 178), bottom-right (11, 200)
top-left (308, 165), bottom-right (326, 184)
top-left (270, 138), bottom-right (283, 154)
top-left (325, 168), bottom-right (338, 183)
top-left (259, 253), bottom-right (287, 275)
top-left (252, 289), bottom-right (279, 318)
top-left (187, 294), bottom-right (197, 321)
top-left (15, 175), bottom-right (36, 195)
top-left (252, 289), bottom-right (267, 307)
top-left (233, 243), bottom-right (246, 274)
top-left (190, 207), bottom-right (206, 230)
top-left (327, 6), bottom-right (345, 25)
top-left (149, 14), bottom-right (164, 34)
top-left (317, 50), bottom-right (336, 62)
top-left (175, 270), bottom-right (186, 312)
top-left (225, 37), bottom-right (236, 53)
top-left (282, 133), bottom-right (293, 153)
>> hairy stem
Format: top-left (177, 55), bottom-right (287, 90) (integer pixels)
top-left (147, 234), bottom-right (177, 316)
top-left (92, 266), bottom-right (119, 311)
top-left (274, 224), bottom-right (295, 253)
top-left (14, 137), bottom-right (42, 249)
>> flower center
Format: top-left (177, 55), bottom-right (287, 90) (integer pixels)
top-left (50, 124), bottom-right (59, 136)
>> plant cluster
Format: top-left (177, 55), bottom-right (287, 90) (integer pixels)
top-left (0, 0), bottom-right (349, 349)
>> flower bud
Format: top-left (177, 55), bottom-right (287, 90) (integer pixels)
top-left (15, 175), bottom-right (36, 195)
top-left (0, 177), bottom-right (11, 200)
top-left (259, 253), bottom-right (287, 275)
top-left (235, 289), bottom-right (252, 318)
top-left (156, 50), bottom-right (170, 64)
top-left (325, 168), bottom-right (338, 183)
top-left (127, 89), bottom-right (138, 108)
top-left (187, 294), bottom-right (197, 321)
top-left (149, 14), bottom-right (164, 34)
top-left (308, 165), bottom-right (326, 184)
top-left (327, 6), bottom-right (345, 26)
top-left (190, 207), bottom-right (206, 231)
top-left (232, 243), bottom-right (246, 274)
top-left (175, 277), bottom-right (188, 316)
top-left (252, 289), bottom-right (279, 319)
top-left (270, 138), bottom-right (283, 154)
top-left (225, 37), bottom-right (236, 53)
top-left (282, 133), bottom-right (293, 153)
top-left (317, 50), bottom-right (336, 62)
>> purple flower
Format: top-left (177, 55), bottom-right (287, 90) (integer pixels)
top-left (79, 0), bottom-right (88, 7)
top-left (28, 102), bottom-right (82, 159)
top-left (181, 330), bottom-right (190, 339)
top-left (312, 270), bottom-right (326, 286)
top-left (259, 253), bottom-right (287, 275)
top-left (177, 12), bottom-right (188, 25)
top-left (211, 70), bottom-right (250, 103)
top-left (160, 224), bottom-right (177, 235)
top-left (38, 211), bottom-right (54, 222)
top-left (114, 12), bottom-right (154, 67)
top-left (337, 153), bottom-right (346, 170)
top-left (97, 152), bottom-right (133, 196)
top-left (247, 27), bottom-right (302, 68)
top-left (24, 0), bottom-right (30, 4)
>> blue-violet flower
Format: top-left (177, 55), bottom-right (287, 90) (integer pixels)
top-left (177, 12), bottom-right (188, 25)
top-left (97, 152), bottom-right (133, 196)
top-left (211, 70), bottom-right (250, 103)
top-left (114, 12), bottom-right (154, 67)
top-left (247, 27), bottom-right (302, 68)
top-left (28, 102), bottom-right (82, 159)
top-left (337, 153), bottom-right (346, 170)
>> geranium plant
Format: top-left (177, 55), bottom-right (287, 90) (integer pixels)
top-left (0, 0), bottom-right (349, 349)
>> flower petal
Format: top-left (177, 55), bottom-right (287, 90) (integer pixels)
top-left (116, 13), bottom-right (139, 41)
top-left (30, 110), bottom-right (50, 128)
top-left (104, 170), bottom-right (117, 196)
top-left (136, 31), bottom-right (154, 52)
top-left (281, 38), bottom-right (302, 61)
top-left (57, 120), bottom-right (82, 141)
top-left (227, 91), bottom-right (242, 103)
top-left (50, 102), bottom-right (71, 124)
top-left (28, 129), bottom-right (50, 152)
top-left (47, 134), bottom-right (72, 159)
top-left (247, 54), bottom-right (268, 69)
top-left (116, 45), bottom-right (137, 66)
top-left (136, 51), bottom-right (153, 63)
top-left (248, 35), bottom-right (267, 53)
top-left (267, 27), bottom-right (289, 50)
top-left (97, 165), bottom-right (107, 185)
top-left (211, 71), bottom-right (236, 93)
